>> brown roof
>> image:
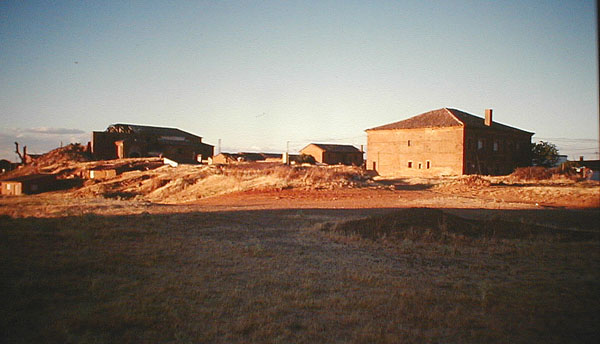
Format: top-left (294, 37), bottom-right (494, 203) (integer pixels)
top-left (366, 108), bottom-right (533, 134)
top-left (304, 144), bottom-right (362, 153)
top-left (1, 174), bottom-right (56, 183)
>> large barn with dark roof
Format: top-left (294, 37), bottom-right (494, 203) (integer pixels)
top-left (365, 108), bottom-right (533, 176)
top-left (92, 124), bottom-right (214, 163)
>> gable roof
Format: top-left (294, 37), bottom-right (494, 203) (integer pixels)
top-left (366, 108), bottom-right (533, 134)
top-left (107, 123), bottom-right (202, 139)
top-left (304, 143), bottom-right (362, 153)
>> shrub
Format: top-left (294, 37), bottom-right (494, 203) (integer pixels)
top-left (511, 166), bottom-right (554, 180)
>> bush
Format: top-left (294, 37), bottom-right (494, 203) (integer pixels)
top-left (297, 154), bottom-right (316, 164)
top-left (511, 166), bottom-right (554, 180)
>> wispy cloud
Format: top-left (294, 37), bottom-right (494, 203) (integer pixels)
top-left (20, 127), bottom-right (85, 135)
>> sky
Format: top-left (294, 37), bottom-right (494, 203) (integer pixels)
top-left (0, 0), bottom-right (598, 161)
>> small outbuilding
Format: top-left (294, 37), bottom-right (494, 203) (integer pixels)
top-left (1, 174), bottom-right (57, 196)
top-left (300, 144), bottom-right (364, 166)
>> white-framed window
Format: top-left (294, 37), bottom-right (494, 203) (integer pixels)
top-left (418, 162), bottom-right (422, 169)
top-left (408, 161), bottom-right (413, 168)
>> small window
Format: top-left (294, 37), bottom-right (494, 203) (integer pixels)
top-left (418, 163), bottom-right (422, 169)
top-left (6, 184), bottom-right (11, 190)
top-left (407, 140), bottom-right (411, 147)
top-left (426, 160), bottom-right (431, 169)
top-left (477, 139), bottom-right (484, 150)
top-left (493, 141), bottom-right (498, 152)
top-left (408, 161), bottom-right (413, 168)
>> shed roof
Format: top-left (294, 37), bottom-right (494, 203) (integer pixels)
top-left (304, 144), bottom-right (362, 153)
top-left (366, 108), bottom-right (533, 135)
top-left (1, 174), bottom-right (56, 183)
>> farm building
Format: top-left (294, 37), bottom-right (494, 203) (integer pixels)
top-left (211, 152), bottom-right (282, 164)
top-left (1, 174), bottom-right (56, 196)
top-left (366, 108), bottom-right (533, 176)
top-left (92, 124), bottom-right (214, 164)
top-left (300, 144), bottom-right (364, 166)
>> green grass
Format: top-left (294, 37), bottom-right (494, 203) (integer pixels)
top-left (1, 208), bottom-right (599, 343)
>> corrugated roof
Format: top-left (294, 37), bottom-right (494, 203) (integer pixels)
top-left (305, 144), bottom-right (361, 153)
top-left (366, 108), bottom-right (533, 134)
top-left (107, 123), bottom-right (202, 138)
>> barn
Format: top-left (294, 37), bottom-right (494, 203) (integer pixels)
top-left (92, 124), bottom-right (214, 164)
top-left (300, 144), bottom-right (364, 166)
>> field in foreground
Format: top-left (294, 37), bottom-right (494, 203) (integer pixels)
top-left (1, 161), bottom-right (599, 343)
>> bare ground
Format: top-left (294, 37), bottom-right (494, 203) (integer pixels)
top-left (1, 168), bottom-right (599, 343)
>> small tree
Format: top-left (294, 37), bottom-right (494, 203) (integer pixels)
top-left (531, 141), bottom-right (559, 167)
top-left (298, 154), bottom-right (316, 164)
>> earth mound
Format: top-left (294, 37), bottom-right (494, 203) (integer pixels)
top-left (321, 208), bottom-right (599, 242)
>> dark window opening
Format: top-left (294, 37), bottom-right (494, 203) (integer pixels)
top-left (408, 161), bottom-right (412, 168)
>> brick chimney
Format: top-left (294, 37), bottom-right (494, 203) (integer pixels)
top-left (485, 109), bottom-right (493, 126)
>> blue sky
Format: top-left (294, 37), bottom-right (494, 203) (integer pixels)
top-left (1, 0), bottom-right (598, 161)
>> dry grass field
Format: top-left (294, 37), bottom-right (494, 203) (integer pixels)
top-left (1, 158), bottom-right (599, 343)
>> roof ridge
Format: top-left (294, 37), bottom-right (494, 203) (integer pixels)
top-left (443, 108), bottom-right (465, 126)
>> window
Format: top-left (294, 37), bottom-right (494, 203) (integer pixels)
top-left (407, 140), bottom-right (411, 147)
top-left (408, 161), bottom-right (413, 168)
top-left (418, 162), bottom-right (422, 169)
top-left (477, 139), bottom-right (484, 150)
top-left (6, 184), bottom-right (10, 190)
top-left (426, 160), bottom-right (431, 169)
top-left (493, 141), bottom-right (498, 152)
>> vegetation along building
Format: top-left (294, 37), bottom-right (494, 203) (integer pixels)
top-left (92, 124), bottom-right (214, 164)
top-left (300, 143), bottom-right (364, 166)
top-left (366, 108), bottom-right (533, 176)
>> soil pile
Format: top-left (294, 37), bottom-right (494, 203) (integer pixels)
top-left (321, 208), bottom-right (600, 242)
top-left (73, 163), bottom-right (372, 203)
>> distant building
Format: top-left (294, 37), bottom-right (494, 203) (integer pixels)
top-left (300, 143), bottom-right (364, 166)
top-left (92, 124), bottom-right (214, 163)
top-left (366, 108), bottom-right (533, 176)
top-left (1, 174), bottom-right (56, 196)
top-left (211, 152), bottom-right (282, 164)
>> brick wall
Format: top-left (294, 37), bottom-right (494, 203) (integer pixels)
top-left (366, 127), bottom-right (464, 176)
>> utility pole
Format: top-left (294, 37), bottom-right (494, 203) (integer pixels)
top-left (218, 139), bottom-right (221, 154)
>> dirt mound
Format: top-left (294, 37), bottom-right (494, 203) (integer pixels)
top-left (433, 175), bottom-right (491, 192)
top-left (32, 144), bottom-right (92, 166)
top-left (72, 163), bottom-right (372, 203)
top-left (1, 144), bottom-right (92, 179)
top-left (321, 208), bottom-right (600, 242)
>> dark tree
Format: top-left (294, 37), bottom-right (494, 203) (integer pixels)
top-left (531, 141), bottom-right (559, 167)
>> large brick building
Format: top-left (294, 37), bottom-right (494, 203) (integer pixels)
top-left (366, 108), bottom-right (533, 176)
top-left (92, 124), bottom-right (214, 164)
